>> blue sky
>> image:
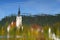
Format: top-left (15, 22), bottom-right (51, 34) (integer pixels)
top-left (0, 0), bottom-right (60, 20)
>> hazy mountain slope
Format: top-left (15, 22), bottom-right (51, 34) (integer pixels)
top-left (0, 14), bottom-right (60, 27)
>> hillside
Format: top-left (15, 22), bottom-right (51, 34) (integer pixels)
top-left (0, 14), bottom-right (60, 27)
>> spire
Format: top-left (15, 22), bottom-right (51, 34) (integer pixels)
top-left (18, 7), bottom-right (20, 16)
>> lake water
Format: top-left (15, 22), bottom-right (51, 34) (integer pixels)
top-left (0, 35), bottom-right (23, 38)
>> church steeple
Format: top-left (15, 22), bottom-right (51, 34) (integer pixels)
top-left (18, 7), bottom-right (20, 16)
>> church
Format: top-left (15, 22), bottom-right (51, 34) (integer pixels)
top-left (16, 8), bottom-right (22, 29)
top-left (7, 8), bottom-right (23, 32)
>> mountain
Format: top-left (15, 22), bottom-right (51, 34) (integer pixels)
top-left (0, 14), bottom-right (60, 27)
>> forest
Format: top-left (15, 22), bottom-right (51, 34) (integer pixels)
top-left (0, 14), bottom-right (60, 40)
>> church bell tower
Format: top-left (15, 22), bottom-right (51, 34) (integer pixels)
top-left (16, 7), bottom-right (22, 29)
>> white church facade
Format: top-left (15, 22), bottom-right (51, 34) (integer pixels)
top-left (7, 8), bottom-right (23, 32)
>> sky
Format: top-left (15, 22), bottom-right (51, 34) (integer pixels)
top-left (0, 0), bottom-right (60, 20)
